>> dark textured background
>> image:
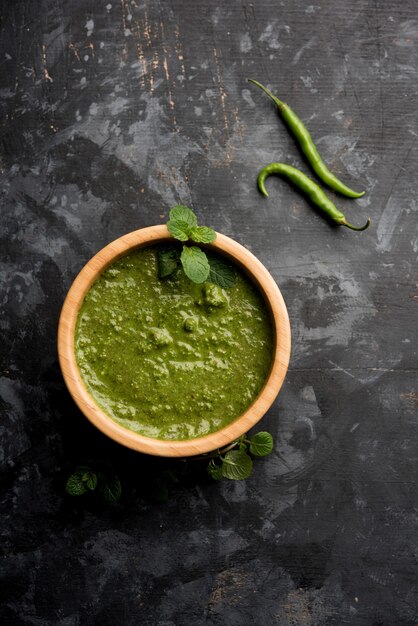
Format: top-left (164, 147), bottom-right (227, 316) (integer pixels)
top-left (1, 0), bottom-right (418, 624)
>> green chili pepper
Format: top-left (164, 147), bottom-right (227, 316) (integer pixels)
top-left (248, 79), bottom-right (365, 199)
top-left (258, 163), bottom-right (370, 231)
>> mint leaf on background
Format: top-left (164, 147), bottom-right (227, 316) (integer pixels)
top-left (167, 205), bottom-right (197, 241)
top-left (169, 205), bottom-right (198, 228)
top-left (98, 473), bottom-right (122, 503)
top-left (221, 449), bottom-right (253, 480)
top-left (66, 472), bottom-right (89, 496)
top-left (65, 465), bottom-right (121, 503)
top-left (66, 466), bottom-right (94, 496)
top-left (207, 460), bottom-right (223, 480)
top-left (207, 256), bottom-right (237, 289)
top-left (180, 246), bottom-right (210, 283)
top-left (83, 471), bottom-right (98, 490)
top-left (249, 432), bottom-right (274, 457)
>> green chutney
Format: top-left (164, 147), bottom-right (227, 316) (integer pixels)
top-left (75, 245), bottom-right (274, 440)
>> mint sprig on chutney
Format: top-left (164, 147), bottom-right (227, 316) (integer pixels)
top-left (158, 205), bottom-right (237, 288)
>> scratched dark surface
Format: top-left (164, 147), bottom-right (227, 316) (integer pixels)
top-left (1, 0), bottom-right (418, 624)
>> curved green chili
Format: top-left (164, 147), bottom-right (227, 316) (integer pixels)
top-left (249, 79), bottom-right (365, 199)
top-left (258, 163), bottom-right (370, 231)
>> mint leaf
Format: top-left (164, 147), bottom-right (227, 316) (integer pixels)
top-left (169, 205), bottom-right (197, 228)
top-left (167, 219), bottom-right (192, 241)
top-left (180, 246), bottom-right (210, 283)
top-left (189, 226), bottom-right (216, 244)
top-left (207, 460), bottom-right (223, 480)
top-left (249, 432), bottom-right (274, 457)
top-left (66, 470), bottom-right (89, 496)
top-left (83, 471), bottom-right (98, 491)
top-left (207, 256), bottom-right (237, 289)
top-left (158, 247), bottom-right (179, 278)
top-left (98, 473), bottom-right (122, 503)
top-left (221, 450), bottom-right (253, 480)
top-left (66, 475), bottom-right (88, 496)
top-left (167, 206), bottom-right (197, 241)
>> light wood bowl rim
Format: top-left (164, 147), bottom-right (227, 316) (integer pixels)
top-left (57, 225), bottom-right (291, 457)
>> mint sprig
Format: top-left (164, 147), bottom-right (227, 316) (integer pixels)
top-left (65, 465), bottom-right (121, 503)
top-left (206, 431), bottom-right (274, 481)
top-left (160, 205), bottom-right (236, 289)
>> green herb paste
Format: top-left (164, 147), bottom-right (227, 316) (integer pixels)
top-left (75, 245), bottom-right (274, 440)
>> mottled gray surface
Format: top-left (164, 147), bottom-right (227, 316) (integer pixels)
top-left (1, 0), bottom-right (418, 624)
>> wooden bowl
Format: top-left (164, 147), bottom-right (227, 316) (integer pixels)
top-left (58, 225), bottom-right (291, 457)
